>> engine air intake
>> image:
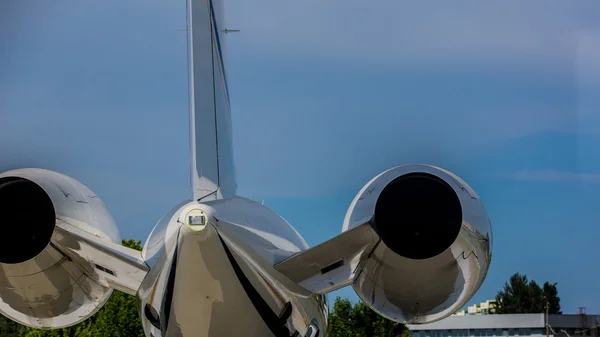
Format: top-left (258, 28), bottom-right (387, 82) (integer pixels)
top-left (0, 177), bottom-right (55, 264)
top-left (374, 172), bottom-right (462, 260)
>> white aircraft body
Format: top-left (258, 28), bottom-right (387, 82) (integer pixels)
top-left (0, 0), bottom-right (492, 336)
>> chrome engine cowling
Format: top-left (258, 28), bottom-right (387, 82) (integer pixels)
top-left (343, 165), bottom-right (492, 324)
top-left (0, 168), bottom-right (120, 329)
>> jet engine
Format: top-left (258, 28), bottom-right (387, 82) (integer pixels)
top-left (343, 165), bottom-right (492, 324)
top-left (0, 168), bottom-right (121, 329)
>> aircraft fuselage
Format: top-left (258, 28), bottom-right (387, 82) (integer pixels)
top-left (138, 198), bottom-right (327, 337)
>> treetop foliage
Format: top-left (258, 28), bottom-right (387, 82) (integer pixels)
top-left (327, 297), bottom-right (410, 337)
top-left (495, 272), bottom-right (561, 314)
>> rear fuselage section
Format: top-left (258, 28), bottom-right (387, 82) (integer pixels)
top-left (138, 197), bottom-right (327, 337)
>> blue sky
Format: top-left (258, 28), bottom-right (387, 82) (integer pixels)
top-left (2, 0), bottom-right (600, 314)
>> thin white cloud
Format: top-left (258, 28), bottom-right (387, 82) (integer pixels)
top-left (511, 170), bottom-right (600, 183)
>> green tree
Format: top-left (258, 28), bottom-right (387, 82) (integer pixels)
top-left (18, 239), bottom-right (146, 337)
top-left (0, 315), bottom-right (21, 337)
top-left (327, 297), bottom-right (409, 337)
top-left (495, 273), bottom-right (561, 314)
top-left (543, 282), bottom-right (562, 314)
top-left (327, 297), bottom-right (354, 337)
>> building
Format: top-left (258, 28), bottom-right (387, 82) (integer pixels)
top-left (454, 300), bottom-right (498, 316)
top-left (407, 313), bottom-right (600, 337)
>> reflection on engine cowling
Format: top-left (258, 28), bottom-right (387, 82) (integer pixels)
top-left (0, 168), bottom-right (121, 329)
top-left (343, 165), bottom-right (492, 324)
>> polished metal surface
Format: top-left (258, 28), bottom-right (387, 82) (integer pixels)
top-left (0, 0), bottom-right (493, 335)
top-left (344, 165), bottom-right (492, 324)
top-left (0, 168), bottom-right (148, 329)
top-left (275, 165), bottom-right (491, 325)
top-left (138, 200), bottom-right (327, 337)
top-left (274, 222), bottom-right (380, 294)
top-left (188, 0), bottom-right (236, 201)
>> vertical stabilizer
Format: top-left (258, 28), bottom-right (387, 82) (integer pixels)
top-left (187, 0), bottom-right (236, 201)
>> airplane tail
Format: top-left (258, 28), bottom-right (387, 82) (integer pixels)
top-left (187, 0), bottom-right (236, 201)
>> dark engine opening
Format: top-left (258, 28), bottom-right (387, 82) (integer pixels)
top-left (0, 177), bottom-right (55, 264)
top-left (374, 172), bottom-right (462, 260)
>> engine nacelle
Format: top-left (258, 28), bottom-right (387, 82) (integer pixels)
top-left (343, 165), bottom-right (492, 324)
top-left (0, 168), bottom-right (120, 329)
